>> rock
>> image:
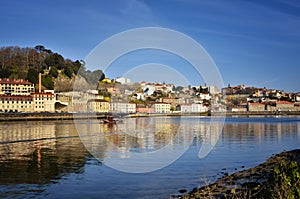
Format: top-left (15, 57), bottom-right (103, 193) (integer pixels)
top-left (178, 189), bottom-right (187, 194)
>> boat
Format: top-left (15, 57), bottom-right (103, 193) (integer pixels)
top-left (103, 115), bottom-right (116, 124)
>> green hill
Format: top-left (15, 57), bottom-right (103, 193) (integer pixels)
top-left (0, 45), bottom-right (105, 91)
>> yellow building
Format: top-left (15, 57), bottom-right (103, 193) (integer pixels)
top-left (0, 95), bottom-right (33, 112)
top-left (154, 103), bottom-right (171, 113)
top-left (32, 92), bottom-right (55, 112)
top-left (87, 99), bottom-right (110, 113)
top-left (0, 79), bottom-right (34, 95)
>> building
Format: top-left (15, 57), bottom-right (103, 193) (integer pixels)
top-left (31, 92), bottom-right (56, 112)
top-left (208, 86), bottom-right (220, 95)
top-left (180, 103), bottom-right (193, 113)
top-left (87, 99), bottom-right (110, 113)
top-left (136, 104), bottom-right (154, 113)
top-left (110, 101), bottom-right (136, 113)
top-left (180, 103), bottom-right (208, 113)
top-left (115, 77), bottom-right (131, 84)
top-left (0, 79), bottom-right (34, 95)
top-left (0, 95), bottom-right (33, 112)
top-left (276, 101), bottom-right (294, 111)
top-left (248, 102), bottom-right (265, 111)
top-left (199, 93), bottom-right (211, 100)
top-left (229, 107), bottom-right (247, 112)
top-left (154, 103), bottom-right (171, 113)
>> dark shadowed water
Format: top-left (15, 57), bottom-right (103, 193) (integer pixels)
top-left (0, 116), bottom-right (299, 198)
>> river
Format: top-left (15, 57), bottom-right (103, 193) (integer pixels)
top-left (0, 116), bottom-right (299, 198)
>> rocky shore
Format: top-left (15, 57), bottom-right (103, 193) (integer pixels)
top-left (172, 149), bottom-right (300, 199)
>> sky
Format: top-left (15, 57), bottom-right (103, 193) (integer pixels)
top-left (1, 0), bottom-right (300, 91)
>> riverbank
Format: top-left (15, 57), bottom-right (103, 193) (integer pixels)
top-left (0, 112), bottom-right (107, 121)
top-left (0, 111), bottom-right (300, 122)
top-left (173, 149), bottom-right (300, 199)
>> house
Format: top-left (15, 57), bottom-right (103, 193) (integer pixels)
top-left (276, 101), bottom-right (294, 111)
top-left (180, 103), bottom-right (193, 113)
top-left (110, 101), bottom-right (136, 113)
top-left (0, 95), bottom-right (33, 112)
top-left (32, 92), bottom-right (56, 112)
top-left (114, 77), bottom-right (131, 84)
top-left (181, 103), bottom-right (208, 113)
top-left (154, 103), bottom-right (171, 113)
top-left (136, 104), bottom-right (154, 113)
top-left (248, 102), bottom-right (265, 111)
top-left (0, 78), bottom-right (34, 95)
top-left (87, 99), bottom-right (110, 113)
top-left (230, 107), bottom-right (247, 112)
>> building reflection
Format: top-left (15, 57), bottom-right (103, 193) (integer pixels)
top-left (0, 121), bottom-right (90, 184)
top-left (77, 117), bottom-right (224, 160)
top-left (1, 117), bottom-right (299, 184)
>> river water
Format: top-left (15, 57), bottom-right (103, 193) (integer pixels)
top-left (0, 116), bottom-right (299, 198)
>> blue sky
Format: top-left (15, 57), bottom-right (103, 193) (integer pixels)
top-left (1, 0), bottom-right (300, 91)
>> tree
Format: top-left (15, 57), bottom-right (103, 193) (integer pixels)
top-left (42, 75), bottom-right (54, 89)
top-left (49, 66), bottom-right (58, 78)
top-left (26, 68), bottom-right (39, 84)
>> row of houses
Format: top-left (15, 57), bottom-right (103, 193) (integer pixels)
top-left (0, 92), bottom-right (55, 113)
top-left (230, 101), bottom-right (300, 112)
top-left (0, 78), bottom-right (56, 113)
top-left (86, 100), bottom-right (208, 114)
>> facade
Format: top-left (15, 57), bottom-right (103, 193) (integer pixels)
top-left (115, 77), bottom-right (131, 84)
top-left (110, 102), bottom-right (136, 113)
top-left (0, 92), bottom-right (55, 113)
top-left (248, 102), bottom-right (265, 111)
top-left (199, 93), bottom-right (211, 100)
top-left (180, 103), bottom-right (193, 113)
top-left (31, 92), bottom-right (56, 112)
top-left (0, 95), bottom-right (33, 112)
top-left (181, 103), bottom-right (208, 113)
top-left (154, 103), bottom-right (171, 113)
top-left (230, 107), bottom-right (247, 112)
top-left (276, 101), bottom-right (294, 111)
top-left (0, 79), bottom-right (34, 95)
top-left (87, 99), bottom-right (110, 113)
top-left (136, 105), bottom-right (154, 113)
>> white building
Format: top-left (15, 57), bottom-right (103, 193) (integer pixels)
top-left (181, 104), bottom-right (193, 113)
top-left (111, 101), bottom-right (136, 113)
top-left (199, 93), bottom-right (211, 100)
top-left (208, 86), bottom-right (220, 94)
top-left (181, 103), bottom-right (208, 113)
top-left (115, 77), bottom-right (131, 84)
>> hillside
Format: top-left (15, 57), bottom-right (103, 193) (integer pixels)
top-left (0, 45), bottom-right (105, 91)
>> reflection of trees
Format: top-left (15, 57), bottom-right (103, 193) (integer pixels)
top-left (0, 121), bottom-right (90, 184)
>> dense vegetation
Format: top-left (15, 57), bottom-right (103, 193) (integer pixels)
top-left (0, 45), bottom-right (105, 90)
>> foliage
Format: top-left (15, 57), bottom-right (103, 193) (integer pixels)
top-left (0, 45), bottom-right (105, 90)
top-left (259, 161), bottom-right (300, 199)
top-left (49, 66), bottom-right (58, 78)
top-left (26, 68), bottom-right (39, 84)
top-left (42, 75), bottom-right (54, 90)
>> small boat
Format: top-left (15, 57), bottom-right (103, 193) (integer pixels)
top-left (103, 115), bottom-right (117, 124)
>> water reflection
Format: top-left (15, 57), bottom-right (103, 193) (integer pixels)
top-left (0, 121), bottom-right (89, 184)
top-left (0, 117), bottom-right (299, 198)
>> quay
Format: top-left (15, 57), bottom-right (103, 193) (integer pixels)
top-left (0, 113), bottom-right (107, 122)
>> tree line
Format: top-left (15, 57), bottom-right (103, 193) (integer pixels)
top-left (0, 45), bottom-right (104, 90)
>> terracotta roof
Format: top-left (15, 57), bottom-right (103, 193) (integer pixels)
top-left (276, 101), bottom-right (292, 104)
top-left (0, 79), bottom-right (33, 85)
top-left (248, 102), bottom-right (264, 106)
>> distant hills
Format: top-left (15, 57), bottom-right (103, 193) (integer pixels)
top-left (0, 45), bottom-right (105, 91)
